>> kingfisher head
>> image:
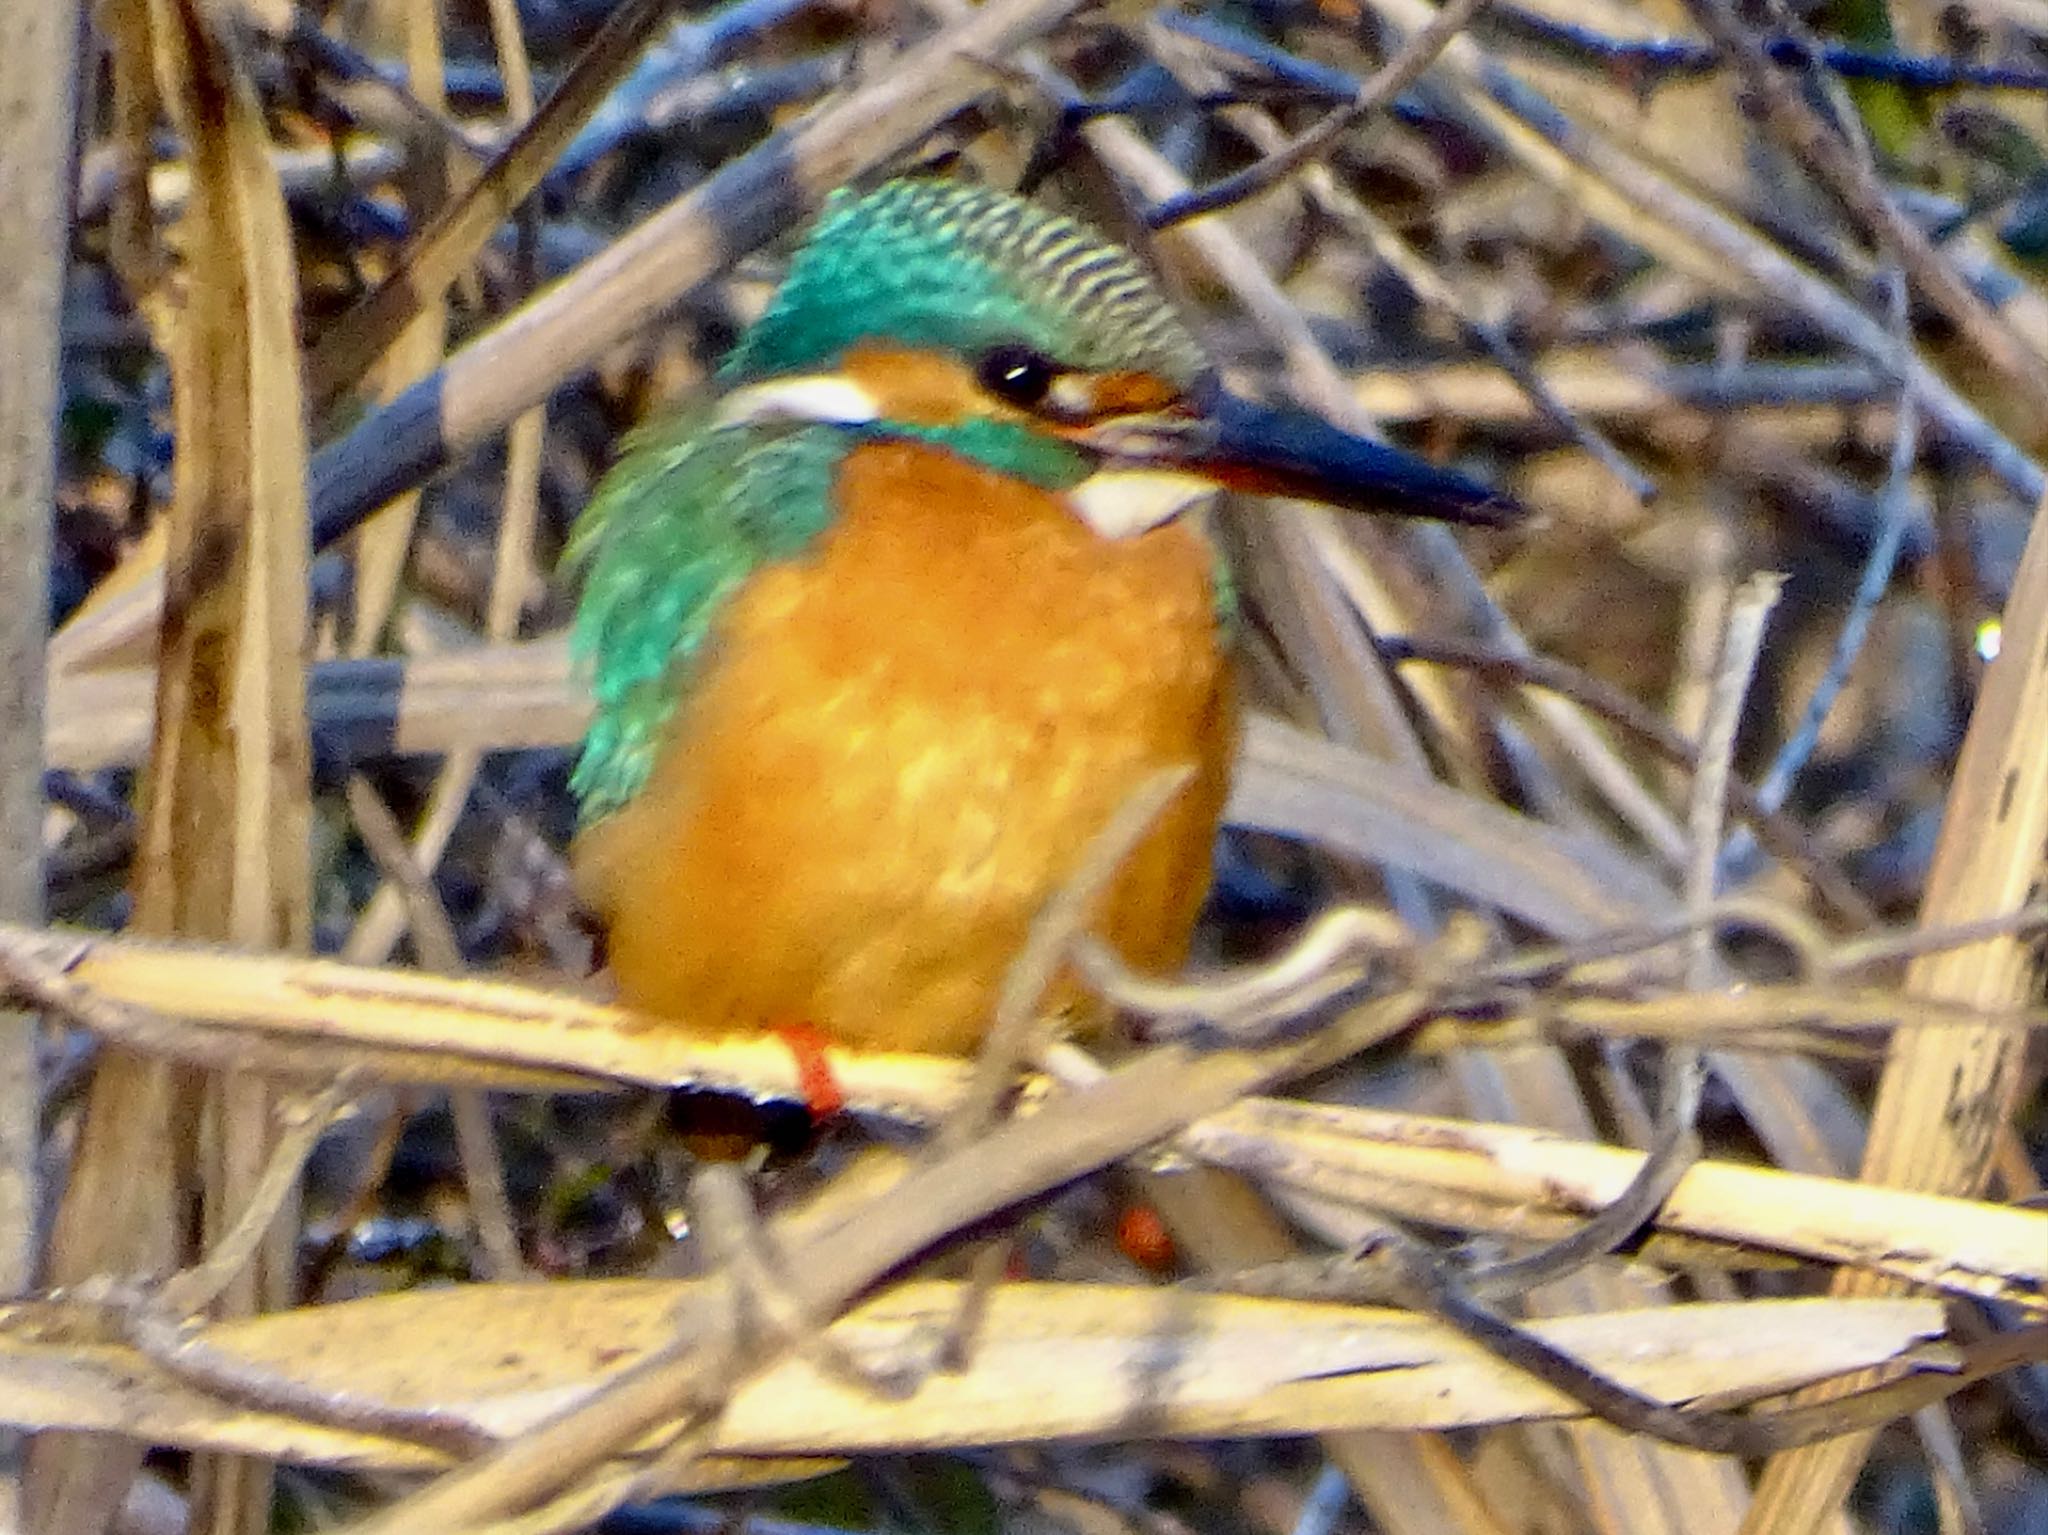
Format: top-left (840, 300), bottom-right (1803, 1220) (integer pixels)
top-left (710, 178), bottom-right (1519, 536)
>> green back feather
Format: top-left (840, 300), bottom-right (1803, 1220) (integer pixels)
top-left (568, 418), bottom-right (843, 819)
top-left (570, 180), bottom-right (1208, 822)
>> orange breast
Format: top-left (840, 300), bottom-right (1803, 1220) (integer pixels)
top-left (573, 439), bottom-right (1235, 1056)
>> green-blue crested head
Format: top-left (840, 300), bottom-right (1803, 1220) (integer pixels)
top-left (722, 179), bottom-right (1205, 386)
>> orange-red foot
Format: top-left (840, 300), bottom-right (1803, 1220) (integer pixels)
top-left (1116, 1202), bottom-right (1178, 1274)
top-left (771, 1021), bottom-right (847, 1123)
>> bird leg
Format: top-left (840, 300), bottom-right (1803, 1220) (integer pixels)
top-left (767, 1020), bottom-right (847, 1123)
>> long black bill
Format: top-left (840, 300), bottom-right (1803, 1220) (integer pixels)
top-left (1192, 388), bottom-right (1522, 528)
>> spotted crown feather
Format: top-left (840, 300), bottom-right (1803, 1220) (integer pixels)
top-left (724, 179), bottom-right (1206, 386)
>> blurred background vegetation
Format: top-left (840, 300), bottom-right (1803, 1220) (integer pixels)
top-left (5, 0), bottom-right (2048, 1531)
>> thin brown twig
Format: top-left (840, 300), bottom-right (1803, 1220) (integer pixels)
top-left (64, 1075), bottom-right (485, 1460)
top-left (1681, 0), bottom-right (2048, 407)
top-left (158, 1076), bottom-right (362, 1319)
top-left (1290, 175), bottom-right (1656, 504)
top-left (1147, 0), bottom-right (1493, 229)
top-left (938, 764), bottom-right (1194, 1153)
top-left (283, 19), bottom-right (492, 165)
top-left (1072, 906), bottom-right (1410, 1038)
top-left (1075, 893), bottom-right (2048, 1061)
top-left (1376, 633), bottom-right (1876, 925)
top-left (1465, 574), bottom-right (1783, 1298)
top-left (1265, 1226), bottom-right (2042, 1455)
top-left (305, 0), bottom-right (683, 414)
top-left (344, 777), bottom-right (527, 1283)
top-left (1470, 896), bottom-right (2048, 995)
top-left (124, 1301), bottom-right (490, 1460)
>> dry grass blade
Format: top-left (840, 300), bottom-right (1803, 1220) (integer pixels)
top-left (47, 648), bottom-right (1696, 938)
top-left (53, 629), bottom-right (1869, 927)
top-left (46, 636), bottom-right (587, 773)
top-left (0, 919), bottom-right (974, 1113)
top-left (31, 4), bottom-right (313, 1531)
top-left (1377, 633), bottom-right (1871, 922)
top-left (0, 1284), bottom-right (1959, 1467)
top-left (10, 921), bottom-right (2042, 1306)
top-left (1743, 544), bottom-right (2048, 1518)
top-left (1182, 1098), bottom-right (2048, 1309)
top-left (342, 0), bottom-right (451, 659)
top-left (1233, 714), bottom-right (1676, 933)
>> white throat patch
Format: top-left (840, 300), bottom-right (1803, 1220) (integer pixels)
top-left (1065, 468), bottom-right (1220, 539)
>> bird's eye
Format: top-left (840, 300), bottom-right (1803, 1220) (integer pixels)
top-left (976, 344), bottom-right (1059, 409)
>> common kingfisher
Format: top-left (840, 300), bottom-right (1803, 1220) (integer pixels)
top-left (567, 179), bottom-right (1514, 1071)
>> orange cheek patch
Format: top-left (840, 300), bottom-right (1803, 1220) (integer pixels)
top-left (1083, 370), bottom-right (1183, 416)
top-left (838, 342), bottom-right (982, 426)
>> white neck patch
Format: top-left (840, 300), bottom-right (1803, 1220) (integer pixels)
top-left (1065, 468), bottom-right (1219, 539)
top-left (712, 375), bottom-right (882, 429)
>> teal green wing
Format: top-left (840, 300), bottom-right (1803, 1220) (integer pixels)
top-left (567, 416), bottom-right (844, 822)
